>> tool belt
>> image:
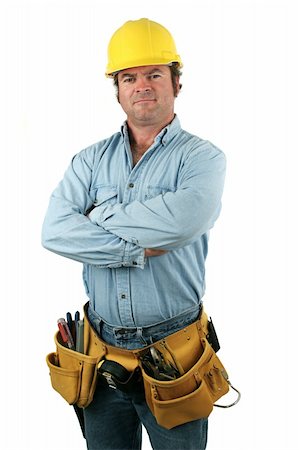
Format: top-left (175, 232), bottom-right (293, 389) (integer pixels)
top-left (46, 302), bottom-right (239, 429)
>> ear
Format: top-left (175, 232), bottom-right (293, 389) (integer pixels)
top-left (174, 76), bottom-right (181, 97)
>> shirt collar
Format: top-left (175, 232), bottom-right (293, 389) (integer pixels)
top-left (120, 115), bottom-right (181, 146)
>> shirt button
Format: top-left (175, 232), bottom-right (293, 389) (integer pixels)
top-left (128, 183), bottom-right (134, 188)
top-left (121, 294), bottom-right (126, 299)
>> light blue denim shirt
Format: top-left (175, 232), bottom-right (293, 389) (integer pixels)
top-left (42, 116), bottom-right (226, 327)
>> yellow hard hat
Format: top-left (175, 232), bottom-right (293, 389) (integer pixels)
top-left (106, 18), bottom-right (182, 77)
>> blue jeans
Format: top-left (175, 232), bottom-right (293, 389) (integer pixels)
top-left (83, 306), bottom-right (208, 450)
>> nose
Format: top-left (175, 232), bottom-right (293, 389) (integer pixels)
top-left (135, 76), bottom-right (152, 93)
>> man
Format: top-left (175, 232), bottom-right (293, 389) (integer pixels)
top-left (42, 18), bottom-right (226, 450)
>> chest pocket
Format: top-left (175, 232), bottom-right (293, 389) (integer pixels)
top-left (93, 186), bottom-right (118, 207)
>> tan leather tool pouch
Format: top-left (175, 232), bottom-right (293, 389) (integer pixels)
top-left (46, 330), bottom-right (102, 408)
top-left (141, 336), bottom-right (230, 429)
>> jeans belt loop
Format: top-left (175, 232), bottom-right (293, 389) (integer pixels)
top-left (136, 327), bottom-right (148, 346)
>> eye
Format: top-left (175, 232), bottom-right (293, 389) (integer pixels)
top-left (123, 77), bottom-right (135, 83)
top-left (150, 74), bottom-right (161, 80)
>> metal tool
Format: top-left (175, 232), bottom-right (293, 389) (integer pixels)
top-left (141, 347), bottom-right (180, 381)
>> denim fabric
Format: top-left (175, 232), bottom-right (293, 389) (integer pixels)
top-left (42, 116), bottom-right (226, 327)
top-left (83, 385), bottom-right (208, 450)
top-left (87, 302), bottom-right (202, 349)
top-left (83, 308), bottom-right (208, 450)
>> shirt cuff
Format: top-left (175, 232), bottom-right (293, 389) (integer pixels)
top-left (123, 242), bottom-right (145, 269)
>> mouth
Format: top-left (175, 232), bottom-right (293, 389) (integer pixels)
top-left (133, 99), bottom-right (156, 105)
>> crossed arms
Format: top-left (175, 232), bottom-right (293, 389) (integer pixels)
top-left (42, 143), bottom-right (226, 268)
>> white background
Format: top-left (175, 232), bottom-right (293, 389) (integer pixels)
top-left (0, 0), bottom-right (298, 449)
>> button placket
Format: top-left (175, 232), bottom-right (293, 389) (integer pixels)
top-left (123, 177), bottom-right (137, 204)
top-left (116, 151), bottom-right (151, 326)
top-left (116, 268), bottom-right (136, 327)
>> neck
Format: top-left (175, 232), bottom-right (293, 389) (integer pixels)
top-left (127, 115), bottom-right (174, 154)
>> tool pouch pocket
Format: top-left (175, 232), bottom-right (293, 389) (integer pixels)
top-left (46, 332), bottom-right (100, 408)
top-left (141, 338), bottom-right (229, 429)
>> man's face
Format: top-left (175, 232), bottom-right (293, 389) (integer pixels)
top-left (117, 65), bottom-right (179, 128)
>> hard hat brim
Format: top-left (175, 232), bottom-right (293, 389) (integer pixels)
top-left (106, 59), bottom-right (183, 78)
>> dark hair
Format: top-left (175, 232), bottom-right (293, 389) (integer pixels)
top-left (113, 63), bottom-right (182, 99)
top-left (169, 63), bottom-right (183, 96)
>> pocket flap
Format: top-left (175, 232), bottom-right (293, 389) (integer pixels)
top-left (95, 188), bottom-right (117, 205)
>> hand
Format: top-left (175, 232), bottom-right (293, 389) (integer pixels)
top-left (144, 248), bottom-right (168, 257)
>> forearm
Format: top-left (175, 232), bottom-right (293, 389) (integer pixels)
top-left (42, 195), bottom-right (145, 267)
top-left (89, 191), bottom-right (220, 250)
